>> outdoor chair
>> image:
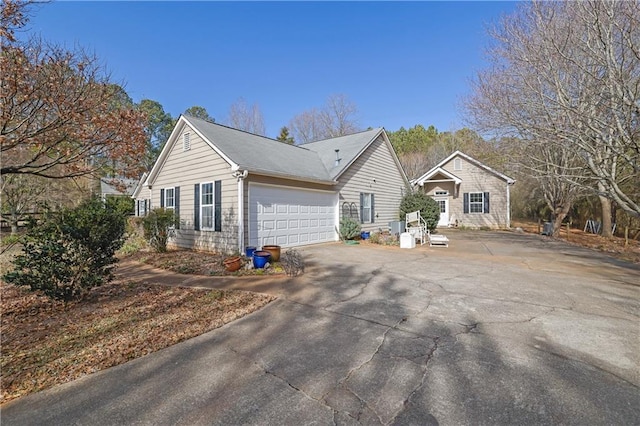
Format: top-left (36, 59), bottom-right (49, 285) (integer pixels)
top-left (427, 230), bottom-right (449, 247)
top-left (405, 211), bottom-right (427, 246)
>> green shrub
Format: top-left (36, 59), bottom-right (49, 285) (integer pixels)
top-left (3, 198), bottom-right (127, 302)
top-left (105, 196), bottom-right (134, 216)
top-left (118, 217), bottom-right (147, 255)
top-left (399, 191), bottom-right (441, 231)
top-left (142, 208), bottom-right (177, 252)
top-left (339, 217), bottom-right (362, 240)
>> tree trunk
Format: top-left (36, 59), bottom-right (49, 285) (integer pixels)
top-left (10, 210), bottom-right (19, 234)
top-left (598, 183), bottom-right (613, 238)
top-left (552, 205), bottom-right (571, 238)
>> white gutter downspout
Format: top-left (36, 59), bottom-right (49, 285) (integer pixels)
top-left (506, 182), bottom-right (511, 229)
top-left (232, 167), bottom-right (248, 254)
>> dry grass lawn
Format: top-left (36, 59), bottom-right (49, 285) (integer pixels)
top-left (0, 277), bottom-right (274, 404)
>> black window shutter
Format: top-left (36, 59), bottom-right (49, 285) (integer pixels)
top-left (144, 200), bottom-right (148, 215)
top-left (463, 193), bottom-right (469, 214)
top-left (370, 194), bottom-right (375, 223)
top-left (160, 189), bottom-right (165, 208)
top-left (214, 180), bottom-right (222, 232)
top-left (136, 200), bottom-right (139, 217)
top-left (359, 193), bottom-right (364, 224)
top-left (194, 184), bottom-right (200, 231)
top-left (484, 192), bottom-right (490, 214)
top-left (174, 186), bottom-right (180, 229)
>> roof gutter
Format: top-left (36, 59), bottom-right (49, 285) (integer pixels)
top-left (237, 166), bottom-right (337, 186)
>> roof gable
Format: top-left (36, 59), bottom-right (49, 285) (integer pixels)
top-left (414, 150), bottom-right (515, 186)
top-left (145, 117), bottom-right (410, 188)
top-left (146, 115), bottom-right (335, 186)
top-left (302, 128), bottom-right (409, 187)
top-left (131, 172), bottom-right (148, 199)
top-left (415, 167), bottom-right (462, 185)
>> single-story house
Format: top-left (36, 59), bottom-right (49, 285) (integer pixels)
top-left (412, 151), bottom-right (515, 229)
top-left (138, 115), bottom-right (410, 253)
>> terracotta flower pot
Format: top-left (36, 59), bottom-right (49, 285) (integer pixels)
top-left (223, 256), bottom-right (242, 272)
top-left (261, 245), bottom-right (281, 262)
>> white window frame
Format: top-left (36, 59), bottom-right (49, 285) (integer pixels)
top-left (362, 193), bottom-right (372, 223)
top-left (164, 187), bottom-right (175, 210)
top-left (200, 182), bottom-right (214, 230)
top-left (183, 132), bottom-right (191, 152)
top-left (435, 190), bottom-right (449, 196)
top-left (469, 192), bottom-right (484, 214)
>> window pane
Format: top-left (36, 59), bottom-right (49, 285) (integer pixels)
top-left (201, 183), bottom-right (213, 206)
top-left (469, 192), bottom-right (483, 213)
top-left (363, 194), bottom-right (371, 208)
top-left (470, 203), bottom-right (483, 213)
top-left (165, 188), bottom-right (175, 208)
top-left (202, 206), bottom-right (213, 229)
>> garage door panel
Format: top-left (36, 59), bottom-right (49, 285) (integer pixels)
top-left (249, 184), bottom-right (336, 248)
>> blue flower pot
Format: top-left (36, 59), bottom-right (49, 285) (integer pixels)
top-left (252, 251), bottom-right (271, 269)
top-left (245, 246), bottom-right (257, 258)
top-left (360, 231), bottom-right (370, 240)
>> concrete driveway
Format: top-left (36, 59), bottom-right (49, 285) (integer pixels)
top-left (2, 230), bottom-right (639, 425)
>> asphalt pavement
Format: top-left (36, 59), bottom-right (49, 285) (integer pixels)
top-left (2, 230), bottom-right (639, 425)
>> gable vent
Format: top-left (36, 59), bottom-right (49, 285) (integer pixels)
top-left (454, 158), bottom-right (462, 171)
top-left (183, 133), bottom-right (191, 152)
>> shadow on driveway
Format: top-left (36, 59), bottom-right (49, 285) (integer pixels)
top-left (2, 231), bottom-right (639, 425)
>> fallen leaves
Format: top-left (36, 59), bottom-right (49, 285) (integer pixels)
top-left (513, 220), bottom-right (640, 263)
top-left (0, 279), bottom-right (274, 403)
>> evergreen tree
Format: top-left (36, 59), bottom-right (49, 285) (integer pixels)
top-left (276, 126), bottom-right (295, 145)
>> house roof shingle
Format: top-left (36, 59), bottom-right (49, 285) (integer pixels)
top-left (182, 116), bottom-right (387, 184)
top-left (100, 178), bottom-right (138, 196)
top-left (300, 128), bottom-right (384, 180)
top-left (183, 116), bottom-right (335, 184)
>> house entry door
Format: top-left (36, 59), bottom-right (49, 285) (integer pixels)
top-left (435, 197), bottom-right (449, 227)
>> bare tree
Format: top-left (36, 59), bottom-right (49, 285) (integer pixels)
top-left (397, 152), bottom-right (434, 181)
top-left (465, 0), bottom-right (640, 234)
top-left (289, 108), bottom-right (323, 143)
top-left (226, 97), bottom-right (266, 136)
top-left (319, 94), bottom-right (360, 138)
top-left (1, 37), bottom-right (148, 180)
top-left (1, 0), bottom-right (37, 44)
top-left (290, 94), bottom-right (360, 143)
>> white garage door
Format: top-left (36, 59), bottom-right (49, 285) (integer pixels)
top-left (249, 184), bottom-right (337, 248)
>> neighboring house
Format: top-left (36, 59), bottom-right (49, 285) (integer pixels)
top-left (100, 178), bottom-right (138, 200)
top-left (412, 151), bottom-right (515, 229)
top-left (141, 115), bottom-right (410, 253)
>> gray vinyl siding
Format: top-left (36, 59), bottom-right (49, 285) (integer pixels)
top-left (336, 135), bottom-right (409, 232)
top-left (439, 156), bottom-right (509, 229)
top-left (151, 125), bottom-right (238, 253)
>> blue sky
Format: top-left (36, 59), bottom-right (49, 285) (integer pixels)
top-left (25, 1), bottom-right (517, 138)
